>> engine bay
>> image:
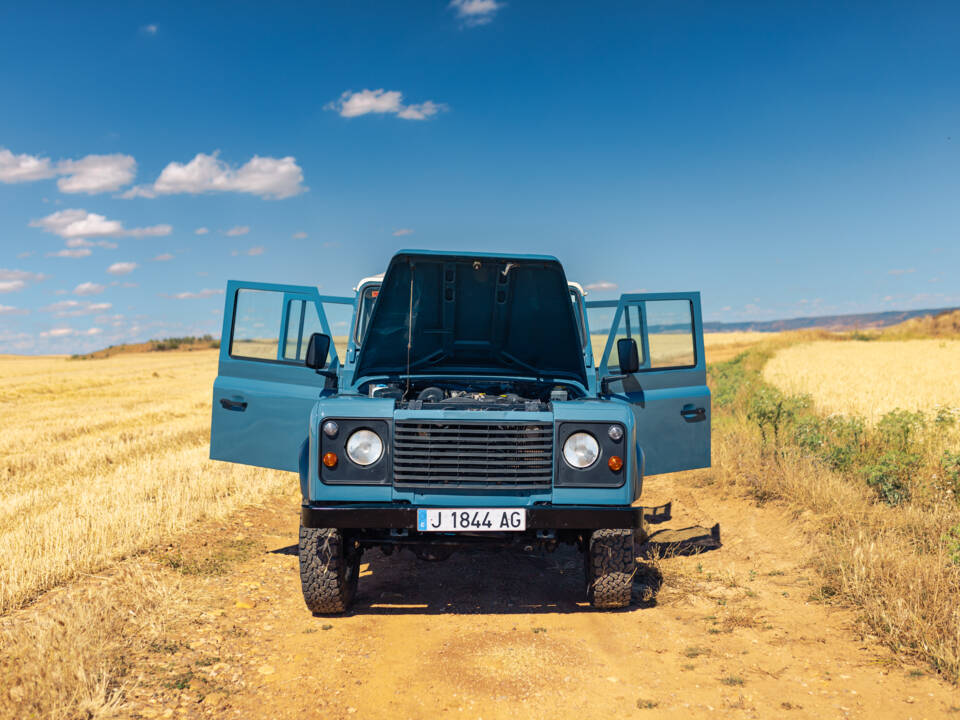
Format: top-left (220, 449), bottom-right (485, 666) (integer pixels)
top-left (367, 380), bottom-right (574, 411)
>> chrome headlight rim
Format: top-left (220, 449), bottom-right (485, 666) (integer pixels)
top-left (345, 428), bottom-right (384, 466)
top-left (562, 431), bottom-right (600, 469)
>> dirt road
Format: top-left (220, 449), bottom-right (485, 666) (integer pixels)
top-left (119, 471), bottom-right (960, 720)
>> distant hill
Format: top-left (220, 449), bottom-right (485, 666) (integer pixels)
top-left (73, 335), bottom-right (219, 359)
top-left (705, 307), bottom-right (960, 333)
top-left (887, 308), bottom-right (960, 337)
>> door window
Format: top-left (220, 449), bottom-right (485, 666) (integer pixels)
top-left (282, 299), bottom-right (326, 364)
top-left (321, 300), bottom-right (353, 362)
top-left (586, 305), bottom-right (617, 367)
top-left (231, 289), bottom-right (283, 360)
top-left (607, 304), bottom-right (645, 372)
top-left (645, 299), bottom-right (695, 368)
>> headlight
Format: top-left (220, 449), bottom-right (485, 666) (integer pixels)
top-left (562, 432), bottom-right (599, 469)
top-left (345, 429), bottom-right (384, 466)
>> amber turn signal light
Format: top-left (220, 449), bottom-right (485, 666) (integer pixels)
top-left (607, 455), bottom-right (623, 472)
top-left (322, 452), bottom-right (338, 468)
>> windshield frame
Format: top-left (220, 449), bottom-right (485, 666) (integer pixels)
top-left (352, 283), bottom-right (380, 347)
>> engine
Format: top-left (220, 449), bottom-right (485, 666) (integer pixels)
top-left (368, 381), bottom-right (570, 411)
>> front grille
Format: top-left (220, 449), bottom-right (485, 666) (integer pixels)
top-left (393, 421), bottom-right (553, 489)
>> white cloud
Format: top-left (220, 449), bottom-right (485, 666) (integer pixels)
top-left (122, 151), bottom-right (305, 199)
top-left (30, 209), bottom-right (171, 240)
top-left (225, 225), bottom-right (250, 236)
top-left (169, 289), bottom-right (224, 300)
top-left (41, 300), bottom-right (112, 317)
top-left (392, 228), bottom-right (414, 236)
top-left (17, 252), bottom-right (32, 259)
top-left (292, 231), bottom-right (308, 239)
top-left (331, 89), bottom-right (402, 117)
top-left (40, 326), bottom-right (102, 338)
top-left (232, 246), bottom-right (264, 256)
top-left (56, 154), bottom-right (136, 194)
top-left (449, 0), bottom-right (503, 26)
top-left (0, 147), bottom-right (56, 182)
top-left (153, 253), bottom-right (174, 261)
top-left (74, 282), bottom-right (105, 296)
top-left (888, 268), bottom-right (916, 276)
top-left (397, 101), bottom-right (445, 120)
top-left (66, 238), bottom-right (118, 248)
top-left (584, 281), bottom-right (618, 292)
top-left (47, 248), bottom-right (92, 258)
top-left (327, 89), bottom-right (448, 121)
top-left (41, 327), bottom-right (75, 337)
top-left (126, 224), bottom-right (172, 237)
top-left (142, 24), bottom-right (158, 34)
top-left (107, 261), bottom-right (137, 275)
top-left (0, 304), bottom-right (28, 315)
top-left (194, 227), bottom-right (210, 235)
top-left (0, 148), bottom-right (137, 193)
top-left (0, 269), bottom-right (46, 293)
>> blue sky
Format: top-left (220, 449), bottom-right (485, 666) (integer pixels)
top-left (1, 1), bottom-right (958, 353)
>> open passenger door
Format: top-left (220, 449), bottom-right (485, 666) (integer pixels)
top-left (210, 281), bottom-right (341, 472)
top-left (586, 293), bottom-right (710, 476)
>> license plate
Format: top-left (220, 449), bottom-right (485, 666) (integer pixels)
top-left (417, 508), bottom-right (526, 532)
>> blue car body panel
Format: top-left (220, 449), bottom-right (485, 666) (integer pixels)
top-left (210, 281), bottom-right (338, 472)
top-left (210, 252), bottom-right (711, 514)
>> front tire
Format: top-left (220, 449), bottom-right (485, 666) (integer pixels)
top-left (299, 526), bottom-right (360, 614)
top-left (585, 528), bottom-right (636, 609)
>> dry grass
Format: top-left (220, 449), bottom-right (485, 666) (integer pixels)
top-left (763, 340), bottom-right (960, 423)
top-left (711, 424), bottom-right (960, 679)
top-left (0, 565), bottom-right (182, 719)
top-left (714, 336), bottom-right (960, 679)
top-left (0, 350), bottom-right (289, 615)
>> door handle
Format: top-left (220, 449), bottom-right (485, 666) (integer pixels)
top-left (220, 398), bottom-right (247, 412)
top-left (680, 406), bottom-right (705, 421)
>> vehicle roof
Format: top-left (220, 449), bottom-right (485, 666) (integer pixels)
top-left (353, 273), bottom-right (384, 291)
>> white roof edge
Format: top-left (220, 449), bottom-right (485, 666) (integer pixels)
top-left (354, 272), bottom-right (587, 297)
top-left (352, 273), bottom-right (385, 292)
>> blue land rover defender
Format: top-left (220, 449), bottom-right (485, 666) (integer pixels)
top-left (210, 250), bottom-right (710, 612)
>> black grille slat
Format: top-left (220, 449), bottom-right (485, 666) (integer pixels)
top-left (393, 421), bottom-right (553, 489)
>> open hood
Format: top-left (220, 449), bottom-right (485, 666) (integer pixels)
top-left (354, 250), bottom-right (587, 388)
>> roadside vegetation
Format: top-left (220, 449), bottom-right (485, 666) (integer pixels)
top-left (709, 324), bottom-right (960, 680)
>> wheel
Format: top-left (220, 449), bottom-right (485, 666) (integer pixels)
top-left (299, 526), bottom-right (360, 614)
top-left (585, 528), bottom-right (636, 609)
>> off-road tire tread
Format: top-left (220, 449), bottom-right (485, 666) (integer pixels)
top-left (299, 526), bottom-right (358, 614)
top-left (587, 528), bottom-right (636, 609)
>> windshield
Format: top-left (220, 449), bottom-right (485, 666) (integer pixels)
top-left (570, 288), bottom-right (587, 348)
top-left (353, 284), bottom-right (379, 345)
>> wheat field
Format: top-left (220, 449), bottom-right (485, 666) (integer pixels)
top-left (763, 340), bottom-right (960, 423)
top-left (0, 350), bottom-right (288, 615)
top-left (589, 331), bottom-right (771, 366)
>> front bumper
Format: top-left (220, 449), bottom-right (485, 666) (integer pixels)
top-left (300, 503), bottom-right (644, 530)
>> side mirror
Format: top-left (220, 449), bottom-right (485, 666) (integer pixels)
top-left (617, 338), bottom-right (640, 374)
top-left (305, 333), bottom-right (331, 370)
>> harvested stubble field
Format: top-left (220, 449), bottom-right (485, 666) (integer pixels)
top-left (0, 351), bottom-right (287, 615)
top-left (3, 335), bottom-right (960, 719)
